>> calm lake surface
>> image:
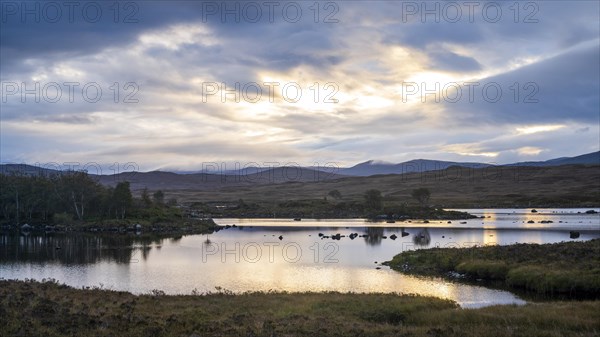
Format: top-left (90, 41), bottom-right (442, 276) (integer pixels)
top-left (1, 208), bottom-right (598, 308)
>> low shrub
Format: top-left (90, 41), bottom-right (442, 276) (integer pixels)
top-left (456, 260), bottom-right (509, 280)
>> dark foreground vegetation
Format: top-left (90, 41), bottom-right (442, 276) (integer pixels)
top-left (385, 239), bottom-right (600, 297)
top-left (1, 279), bottom-right (599, 337)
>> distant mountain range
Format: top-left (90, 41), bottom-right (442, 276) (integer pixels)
top-left (1, 151), bottom-right (598, 190)
top-left (337, 159), bottom-right (492, 176)
top-left (338, 151), bottom-right (599, 176)
top-left (0, 165), bottom-right (346, 191)
top-left (504, 151), bottom-right (600, 167)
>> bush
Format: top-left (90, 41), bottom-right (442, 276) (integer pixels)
top-left (53, 212), bottom-right (72, 225)
top-left (361, 307), bottom-right (406, 325)
top-left (456, 260), bottom-right (509, 280)
top-left (507, 266), bottom-right (600, 295)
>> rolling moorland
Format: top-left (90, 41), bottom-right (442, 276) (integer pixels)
top-left (100, 151), bottom-right (600, 209)
top-left (167, 164), bottom-right (600, 209)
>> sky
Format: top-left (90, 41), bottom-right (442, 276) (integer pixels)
top-left (1, 0), bottom-right (599, 172)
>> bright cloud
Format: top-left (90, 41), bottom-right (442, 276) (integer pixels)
top-left (516, 125), bottom-right (566, 135)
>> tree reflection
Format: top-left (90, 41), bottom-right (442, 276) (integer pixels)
top-left (140, 245), bottom-right (152, 261)
top-left (0, 233), bottom-right (166, 264)
top-left (364, 227), bottom-right (384, 246)
top-left (412, 228), bottom-right (431, 247)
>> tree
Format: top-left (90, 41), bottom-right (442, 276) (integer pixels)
top-left (167, 197), bottom-right (178, 207)
top-left (101, 186), bottom-right (115, 219)
top-left (113, 182), bottom-right (133, 219)
top-left (0, 172), bottom-right (177, 225)
top-left (328, 190), bottom-right (342, 200)
top-left (141, 187), bottom-right (152, 207)
top-left (53, 212), bottom-right (71, 224)
top-left (0, 174), bottom-right (22, 224)
top-left (55, 172), bottom-right (102, 221)
top-left (364, 189), bottom-right (383, 211)
top-left (153, 190), bottom-right (164, 205)
top-left (411, 188), bottom-right (431, 206)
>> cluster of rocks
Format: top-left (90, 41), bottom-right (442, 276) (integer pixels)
top-left (316, 231), bottom-right (410, 241)
top-left (526, 220), bottom-right (555, 224)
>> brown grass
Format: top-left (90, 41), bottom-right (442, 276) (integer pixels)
top-left (1, 279), bottom-right (599, 337)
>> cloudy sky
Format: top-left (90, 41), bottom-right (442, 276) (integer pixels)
top-left (1, 0), bottom-right (599, 172)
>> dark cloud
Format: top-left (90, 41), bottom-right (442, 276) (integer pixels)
top-left (0, 2), bottom-right (192, 69)
top-left (1, 1), bottom-right (348, 77)
top-left (442, 42), bottom-right (599, 125)
top-left (384, 21), bottom-right (483, 48)
top-left (428, 50), bottom-right (481, 72)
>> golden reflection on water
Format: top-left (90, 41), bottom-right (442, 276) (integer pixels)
top-left (116, 234), bottom-right (525, 308)
top-left (176, 258), bottom-right (520, 308)
top-left (522, 212), bottom-right (541, 228)
top-left (482, 229), bottom-right (497, 246)
top-left (482, 211), bottom-right (497, 223)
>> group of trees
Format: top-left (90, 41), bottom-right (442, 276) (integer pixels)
top-left (363, 188), bottom-right (432, 212)
top-left (326, 188), bottom-right (432, 212)
top-left (0, 172), bottom-right (169, 225)
top-left (327, 187), bottom-right (431, 211)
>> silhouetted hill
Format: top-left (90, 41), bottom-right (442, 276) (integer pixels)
top-left (0, 164), bottom-right (63, 176)
top-left (339, 159), bottom-right (491, 176)
top-left (1, 152), bottom-right (598, 192)
top-left (508, 151), bottom-right (600, 166)
top-left (96, 167), bottom-right (345, 191)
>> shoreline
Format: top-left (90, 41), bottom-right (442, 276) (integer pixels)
top-left (1, 218), bottom-right (219, 236)
top-left (4, 206), bottom-right (597, 235)
top-left (0, 209), bottom-right (478, 236)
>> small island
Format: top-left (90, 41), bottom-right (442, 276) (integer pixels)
top-left (384, 239), bottom-right (600, 297)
